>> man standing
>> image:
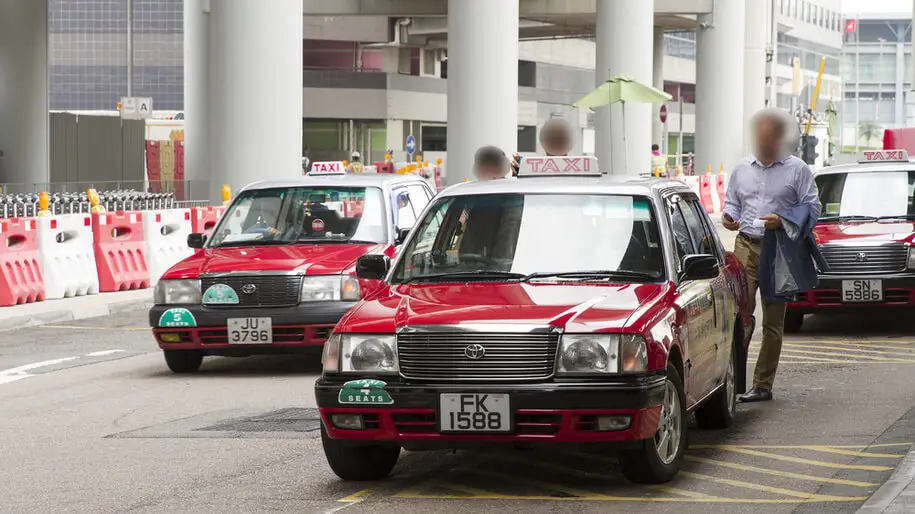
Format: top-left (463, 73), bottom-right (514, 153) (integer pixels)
top-left (651, 144), bottom-right (668, 177)
top-left (722, 108), bottom-right (820, 403)
top-left (474, 146), bottom-right (511, 181)
top-left (346, 151), bottom-right (364, 174)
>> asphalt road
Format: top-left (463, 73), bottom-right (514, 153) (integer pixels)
top-left (1, 227), bottom-right (914, 513)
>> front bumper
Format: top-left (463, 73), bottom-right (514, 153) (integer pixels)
top-left (316, 373), bottom-right (666, 445)
top-left (788, 274), bottom-right (915, 312)
top-left (149, 302), bottom-right (356, 351)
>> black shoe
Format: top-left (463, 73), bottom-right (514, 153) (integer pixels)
top-left (738, 387), bottom-right (773, 403)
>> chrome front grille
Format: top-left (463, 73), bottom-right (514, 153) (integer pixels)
top-left (397, 330), bottom-right (559, 382)
top-left (819, 243), bottom-right (908, 274)
top-left (200, 275), bottom-right (301, 307)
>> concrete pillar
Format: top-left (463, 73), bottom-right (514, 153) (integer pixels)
top-left (596, 0), bottom-right (654, 175)
top-left (745, 0), bottom-right (769, 154)
top-left (895, 42), bottom-right (905, 127)
top-left (0, 0), bottom-right (49, 186)
top-left (696, 0), bottom-right (746, 173)
top-left (184, 0), bottom-right (209, 199)
top-left (196, 0), bottom-right (303, 202)
top-left (446, 0), bottom-right (518, 184)
top-left (652, 27), bottom-right (665, 152)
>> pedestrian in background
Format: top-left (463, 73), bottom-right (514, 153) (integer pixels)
top-left (346, 151), bottom-right (364, 174)
top-left (474, 146), bottom-right (511, 181)
top-left (511, 118), bottom-right (574, 175)
top-left (722, 108), bottom-right (820, 403)
top-left (651, 144), bottom-right (668, 177)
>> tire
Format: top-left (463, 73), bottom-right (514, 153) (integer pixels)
top-left (163, 350), bottom-right (203, 373)
top-left (784, 310), bottom-right (804, 333)
top-left (619, 364), bottom-right (688, 484)
top-left (321, 425), bottom-right (400, 481)
top-left (695, 341), bottom-right (737, 429)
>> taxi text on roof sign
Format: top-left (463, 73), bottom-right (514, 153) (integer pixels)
top-left (517, 156), bottom-right (601, 177)
top-left (309, 161), bottom-right (346, 175)
top-left (859, 150), bottom-right (909, 163)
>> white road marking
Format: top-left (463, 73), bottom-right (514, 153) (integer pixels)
top-left (0, 356), bottom-right (81, 385)
top-left (85, 350), bottom-right (125, 357)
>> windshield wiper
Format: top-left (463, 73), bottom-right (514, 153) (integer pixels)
top-left (818, 215), bottom-right (878, 222)
top-left (210, 239), bottom-right (289, 248)
top-left (523, 270), bottom-right (658, 282)
top-left (293, 238), bottom-right (379, 244)
top-left (874, 214), bottom-right (915, 222)
top-left (398, 270), bottom-right (527, 284)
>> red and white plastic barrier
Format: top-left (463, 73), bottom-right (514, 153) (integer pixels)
top-left (674, 175), bottom-right (726, 214)
top-left (143, 209), bottom-right (193, 285)
top-left (191, 206), bottom-right (225, 236)
top-left (37, 214), bottom-right (99, 299)
top-left (92, 211), bottom-right (150, 292)
top-left (0, 218), bottom-right (45, 306)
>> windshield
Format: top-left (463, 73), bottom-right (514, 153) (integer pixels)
top-left (816, 170), bottom-right (915, 220)
top-left (207, 186), bottom-right (387, 247)
top-left (391, 193), bottom-right (665, 282)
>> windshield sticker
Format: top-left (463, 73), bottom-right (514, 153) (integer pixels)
top-left (312, 219), bottom-right (325, 231)
top-left (202, 284), bottom-right (240, 304)
top-left (825, 202), bottom-right (840, 215)
top-left (222, 233), bottom-right (262, 243)
top-left (158, 308), bottom-right (197, 328)
top-left (338, 379), bottom-right (394, 405)
top-left (633, 199), bottom-right (652, 221)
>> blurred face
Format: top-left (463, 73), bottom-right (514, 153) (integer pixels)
top-left (542, 127), bottom-right (571, 156)
top-left (474, 162), bottom-right (505, 180)
top-left (754, 117), bottom-right (782, 159)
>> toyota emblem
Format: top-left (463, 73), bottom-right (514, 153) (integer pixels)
top-left (464, 344), bottom-right (486, 360)
top-left (241, 284), bottom-right (257, 295)
top-left (856, 252), bottom-right (868, 262)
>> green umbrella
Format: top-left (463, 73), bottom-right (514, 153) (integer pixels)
top-left (574, 74), bottom-right (672, 173)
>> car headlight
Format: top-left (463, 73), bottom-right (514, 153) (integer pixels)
top-left (154, 279), bottom-right (201, 305)
top-left (322, 333), bottom-right (398, 374)
top-left (556, 334), bottom-right (648, 374)
top-left (908, 247), bottom-right (915, 269)
top-left (300, 275), bottom-right (361, 302)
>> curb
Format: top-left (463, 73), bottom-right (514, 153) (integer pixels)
top-left (858, 442), bottom-right (915, 513)
top-left (0, 298), bottom-right (154, 332)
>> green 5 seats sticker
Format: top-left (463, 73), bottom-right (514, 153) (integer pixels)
top-left (338, 379), bottom-right (394, 405)
top-left (158, 308), bottom-right (197, 327)
top-left (202, 284), bottom-right (239, 304)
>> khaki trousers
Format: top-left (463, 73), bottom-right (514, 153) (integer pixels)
top-left (734, 234), bottom-right (787, 390)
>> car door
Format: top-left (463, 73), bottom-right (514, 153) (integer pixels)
top-left (665, 194), bottom-right (718, 405)
top-left (681, 197), bottom-right (734, 388)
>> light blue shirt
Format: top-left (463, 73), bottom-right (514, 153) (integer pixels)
top-left (723, 155), bottom-right (820, 239)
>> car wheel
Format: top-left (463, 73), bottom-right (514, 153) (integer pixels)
top-left (321, 424), bottom-right (400, 481)
top-left (619, 363), bottom-right (687, 484)
top-left (784, 311), bottom-right (804, 333)
top-left (695, 342), bottom-right (736, 429)
top-left (163, 350), bottom-right (203, 373)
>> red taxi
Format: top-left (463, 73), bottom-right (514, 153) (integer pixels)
top-left (786, 149), bottom-right (915, 331)
top-left (149, 166), bottom-right (435, 373)
top-left (316, 157), bottom-right (753, 484)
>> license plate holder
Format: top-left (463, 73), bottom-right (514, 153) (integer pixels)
top-left (841, 280), bottom-right (883, 302)
top-left (439, 393), bottom-right (511, 433)
top-left (227, 317), bottom-right (273, 344)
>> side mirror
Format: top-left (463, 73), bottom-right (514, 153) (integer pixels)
top-left (680, 254), bottom-right (719, 281)
top-left (395, 227), bottom-right (411, 246)
top-left (187, 233), bottom-right (207, 249)
top-left (356, 254), bottom-right (390, 281)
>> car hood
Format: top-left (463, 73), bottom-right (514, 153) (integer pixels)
top-left (162, 243), bottom-right (386, 278)
top-left (815, 222), bottom-right (915, 244)
top-left (341, 282), bottom-right (669, 333)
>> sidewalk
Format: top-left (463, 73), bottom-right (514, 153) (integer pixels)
top-left (858, 444), bottom-right (915, 513)
top-left (0, 289), bottom-right (153, 331)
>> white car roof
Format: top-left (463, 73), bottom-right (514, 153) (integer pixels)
top-left (238, 173), bottom-right (429, 193)
top-left (436, 176), bottom-right (693, 199)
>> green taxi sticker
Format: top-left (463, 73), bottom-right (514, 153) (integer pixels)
top-left (158, 308), bottom-right (197, 328)
top-left (338, 379), bottom-right (394, 405)
top-left (202, 284), bottom-right (239, 304)
top-left (633, 199), bottom-right (652, 221)
top-left (825, 202), bottom-right (840, 215)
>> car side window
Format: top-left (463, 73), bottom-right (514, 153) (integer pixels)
top-left (679, 198), bottom-right (716, 256)
top-left (407, 184), bottom-right (432, 215)
top-left (666, 197), bottom-right (694, 267)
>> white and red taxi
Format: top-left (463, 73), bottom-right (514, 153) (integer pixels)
top-left (316, 156), bottom-right (752, 484)
top-left (786, 149), bottom-right (915, 331)
top-left (149, 164), bottom-right (435, 373)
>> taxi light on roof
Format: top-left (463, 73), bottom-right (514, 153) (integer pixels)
top-left (517, 156), bottom-right (601, 177)
top-left (859, 150), bottom-right (909, 163)
top-left (308, 161), bottom-right (346, 175)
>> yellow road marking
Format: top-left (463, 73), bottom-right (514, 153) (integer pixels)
top-left (711, 446), bottom-right (894, 471)
top-left (801, 446), bottom-right (904, 459)
top-left (785, 343), bottom-right (915, 358)
top-left (338, 488), bottom-right (375, 502)
top-left (777, 348), bottom-right (911, 362)
top-left (440, 482), bottom-right (503, 497)
top-left (691, 443), bottom-right (911, 450)
top-left (788, 339), bottom-right (915, 345)
top-left (679, 471), bottom-right (861, 501)
top-left (684, 456), bottom-right (878, 487)
top-left (394, 492), bottom-right (867, 503)
top-left (759, 350), bottom-right (853, 363)
top-left (40, 325), bottom-right (148, 331)
top-left (469, 467), bottom-right (612, 499)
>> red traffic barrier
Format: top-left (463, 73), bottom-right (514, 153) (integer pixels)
top-left (378, 162), bottom-right (394, 174)
top-left (0, 218), bottom-right (45, 306)
top-left (191, 206), bottom-right (225, 235)
top-left (92, 211), bottom-right (150, 292)
top-left (698, 175), bottom-right (716, 214)
top-left (433, 166), bottom-right (443, 190)
top-left (715, 174), bottom-right (726, 209)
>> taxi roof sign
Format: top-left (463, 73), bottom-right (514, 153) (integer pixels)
top-left (517, 156), bottom-right (600, 177)
top-left (859, 150), bottom-right (909, 163)
top-left (308, 161), bottom-right (346, 175)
